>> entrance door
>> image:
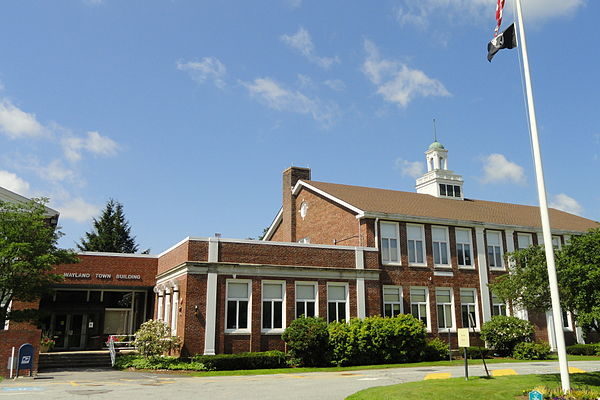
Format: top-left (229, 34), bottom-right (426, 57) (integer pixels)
top-left (52, 314), bottom-right (68, 349)
top-left (67, 314), bottom-right (86, 350)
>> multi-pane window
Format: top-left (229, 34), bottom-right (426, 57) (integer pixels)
top-left (327, 284), bottom-right (347, 323)
top-left (296, 282), bottom-right (317, 318)
top-left (432, 227), bottom-right (450, 266)
top-left (517, 233), bottom-right (533, 250)
top-left (383, 286), bottom-right (403, 318)
top-left (226, 281), bottom-right (250, 331)
top-left (460, 289), bottom-right (478, 329)
top-left (436, 288), bottom-right (454, 331)
top-left (552, 236), bottom-right (562, 249)
top-left (439, 184), bottom-right (461, 198)
top-left (562, 310), bottom-right (573, 331)
top-left (410, 287), bottom-right (429, 328)
top-left (456, 229), bottom-right (473, 267)
top-left (486, 231), bottom-right (504, 269)
top-left (491, 293), bottom-right (507, 317)
top-left (262, 282), bottom-right (284, 331)
top-left (407, 225), bottom-right (425, 265)
top-left (380, 222), bottom-right (400, 264)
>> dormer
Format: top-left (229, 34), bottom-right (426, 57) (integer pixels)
top-left (416, 141), bottom-right (464, 200)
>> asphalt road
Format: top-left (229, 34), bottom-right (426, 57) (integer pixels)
top-left (2, 361), bottom-right (600, 400)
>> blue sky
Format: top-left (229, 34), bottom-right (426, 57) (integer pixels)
top-left (0, 0), bottom-right (597, 252)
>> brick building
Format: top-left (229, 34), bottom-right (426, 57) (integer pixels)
top-left (1, 141), bottom-right (599, 376)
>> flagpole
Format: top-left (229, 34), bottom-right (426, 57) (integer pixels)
top-left (513, 0), bottom-right (570, 392)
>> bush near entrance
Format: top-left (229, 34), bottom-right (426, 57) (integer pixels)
top-left (480, 316), bottom-right (534, 356)
top-left (512, 342), bottom-right (551, 360)
top-left (133, 320), bottom-right (180, 358)
top-left (281, 317), bottom-right (329, 367)
top-left (566, 344), bottom-right (600, 356)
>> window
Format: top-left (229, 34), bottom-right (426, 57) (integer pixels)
top-left (486, 231), bottom-right (504, 269)
top-left (296, 282), bottom-right (317, 318)
top-left (380, 222), bottom-right (400, 264)
top-left (262, 282), bottom-right (284, 332)
top-left (383, 286), bottom-right (403, 317)
top-left (436, 288), bottom-right (454, 331)
top-left (1, 295), bottom-right (10, 330)
top-left (410, 287), bottom-right (429, 329)
top-left (517, 233), bottom-right (533, 250)
top-left (460, 289), bottom-right (478, 329)
top-left (562, 310), bottom-right (573, 331)
top-left (491, 292), bottom-right (507, 317)
top-left (327, 284), bottom-right (348, 323)
top-left (439, 184), bottom-right (462, 198)
top-left (456, 229), bottom-right (473, 268)
top-left (439, 184), bottom-right (447, 196)
top-left (407, 225), bottom-right (425, 265)
top-left (552, 236), bottom-right (562, 249)
top-left (432, 226), bottom-right (450, 266)
top-left (226, 281), bottom-right (250, 332)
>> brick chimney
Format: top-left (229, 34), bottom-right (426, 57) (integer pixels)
top-left (281, 166), bottom-right (311, 242)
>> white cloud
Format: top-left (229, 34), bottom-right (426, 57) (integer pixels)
top-left (56, 197), bottom-right (100, 223)
top-left (481, 153), bottom-right (526, 184)
top-left (323, 79), bottom-right (345, 91)
top-left (395, 0), bottom-right (584, 28)
top-left (242, 77), bottom-right (338, 127)
top-left (280, 28), bottom-right (339, 69)
top-left (0, 170), bottom-right (30, 195)
top-left (177, 57), bottom-right (227, 89)
top-left (549, 193), bottom-right (583, 215)
top-left (296, 74), bottom-right (315, 89)
top-left (362, 40), bottom-right (450, 108)
top-left (395, 159), bottom-right (424, 178)
top-left (40, 160), bottom-right (76, 182)
top-left (62, 131), bottom-right (119, 162)
top-left (0, 99), bottom-right (46, 139)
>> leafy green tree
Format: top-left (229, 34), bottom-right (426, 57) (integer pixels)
top-left (77, 199), bottom-right (140, 253)
top-left (0, 199), bottom-right (78, 325)
top-left (132, 320), bottom-right (180, 358)
top-left (490, 228), bottom-right (600, 333)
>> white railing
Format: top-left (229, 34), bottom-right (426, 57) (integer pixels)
top-left (107, 334), bottom-right (136, 366)
top-left (108, 337), bottom-right (116, 367)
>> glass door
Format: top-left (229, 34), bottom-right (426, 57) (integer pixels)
top-left (67, 314), bottom-right (86, 350)
top-left (52, 313), bottom-right (68, 349)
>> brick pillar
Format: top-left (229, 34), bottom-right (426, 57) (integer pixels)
top-left (281, 167), bottom-right (311, 242)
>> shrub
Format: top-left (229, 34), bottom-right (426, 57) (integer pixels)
top-left (527, 386), bottom-right (600, 400)
top-left (566, 344), bottom-right (600, 356)
top-left (192, 351), bottom-right (287, 371)
top-left (421, 338), bottom-right (450, 361)
top-left (133, 320), bottom-right (181, 358)
top-left (465, 346), bottom-right (493, 359)
top-left (328, 315), bottom-right (426, 366)
top-left (512, 342), bottom-right (551, 360)
top-left (115, 355), bottom-right (206, 371)
top-left (480, 316), bottom-right (534, 356)
top-left (281, 317), bottom-right (330, 366)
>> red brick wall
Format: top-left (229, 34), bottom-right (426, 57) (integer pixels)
top-left (57, 254), bottom-right (157, 287)
top-left (0, 329), bottom-right (41, 378)
top-left (157, 241), bottom-right (189, 275)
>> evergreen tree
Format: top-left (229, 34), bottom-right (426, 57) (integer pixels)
top-left (77, 199), bottom-right (139, 253)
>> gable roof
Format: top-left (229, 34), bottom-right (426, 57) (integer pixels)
top-left (0, 186), bottom-right (59, 218)
top-left (299, 180), bottom-right (599, 233)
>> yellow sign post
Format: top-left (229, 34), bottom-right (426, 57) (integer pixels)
top-left (457, 328), bottom-right (470, 380)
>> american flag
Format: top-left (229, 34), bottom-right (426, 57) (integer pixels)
top-left (494, 0), bottom-right (506, 37)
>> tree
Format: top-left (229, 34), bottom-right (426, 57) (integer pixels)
top-left (0, 199), bottom-right (78, 325)
top-left (78, 199), bottom-right (140, 253)
top-left (490, 228), bottom-right (600, 333)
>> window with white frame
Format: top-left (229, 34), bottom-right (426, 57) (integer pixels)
top-left (486, 231), bottom-right (504, 269)
top-left (383, 286), bottom-right (403, 318)
top-left (226, 281), bottom-right (250, 332)
top-left (436, 288), bottom-right (454, 331)
top-left (296, 282), bottom-right (317, 318)
top-left (552, 236), bottom-right (562, 249)
top-left (491, 292), bottom-right (507, 317)
top-left (380, 222), bottom-right (400, 264)
top-left (456, 229), bottom-right (473, 268)
top-left (262, 281), bottom-right (285, 332)
top-left (460, 289), bottom-right (478, 329)
top-left (407, 225), bottom-right (425, 265)
top-left (327, 284), bottom-right (348, 323)
top-left (432, 226), bottom-right (450, 266)
top-left (517, 233), bottom-right (533, 250)
top-left (562, 310), bottom-right (573, 331)
top-left (410, 287), bottom-right (429, 328)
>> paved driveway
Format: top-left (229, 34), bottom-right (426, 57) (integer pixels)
top-left (2, 361), bottom-right (600, 400)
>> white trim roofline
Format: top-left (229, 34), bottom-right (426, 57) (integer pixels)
top-left (293, 180), bottom-right (364, 215)
top-left (0, 186), bottom-right (59, 217)
top-left (262, 207), bottom-right (283, 241)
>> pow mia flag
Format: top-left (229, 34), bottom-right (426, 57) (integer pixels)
top-left (487, 23), bottom-right (517, 62)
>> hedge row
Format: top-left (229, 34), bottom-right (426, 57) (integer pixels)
top-left (566, 344), bottom-right (600, 356)
top-left (191, 351), bottom-right (287, 370)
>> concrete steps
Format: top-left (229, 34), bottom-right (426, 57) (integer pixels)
top-left (38, 351), bottom-right (112, 370)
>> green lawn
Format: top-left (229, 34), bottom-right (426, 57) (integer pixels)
top-left (181, 355), bottom-right (599, 377)
top-left (346, 372), bottom-right (600, 400)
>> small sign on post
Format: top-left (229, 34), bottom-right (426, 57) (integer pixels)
top-left (529, 390), bottom-right (543, 400)
top-left (457, 328), bottom-right (470, 380)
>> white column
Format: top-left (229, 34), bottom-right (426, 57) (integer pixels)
top-left (156, 290), bottom-right (164, 321)
top-left (171, 286), bottom-right (179, 335)
top-left (204, 271), bottom-right (218, 355)
top-left (546, 311), bottom-right (558, 351)
top-left (575, 325), bottom-right (585, 344)
top-left (164, 288), bottom-right (171, 326)
top-left (475, 227), bottom-right (491, 323)
top-left (355, 248), bottom-right (366, 319)
top-left (208, 237), bottom-right (219, 262)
